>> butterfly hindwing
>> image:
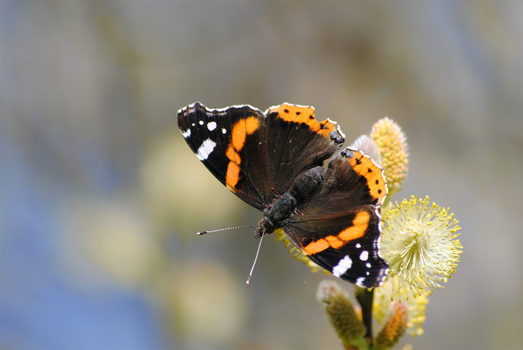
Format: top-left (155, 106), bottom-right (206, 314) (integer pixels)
top-left (285, 205), bottom-right (387, 287)
top-left (284, 147), bottom-right (389, 287)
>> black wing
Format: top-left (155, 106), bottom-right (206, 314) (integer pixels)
top-left (178, 102), bottom-right (269, 209)
top-left (263, 104), bottom-right (345, 195)
top-left (284, 148), bottom-right (389, 288)
top-left (177, 102), bottom-right (345, 210)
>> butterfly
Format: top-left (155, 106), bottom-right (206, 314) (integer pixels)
top-left (177, 102), bottom-right (389, 287)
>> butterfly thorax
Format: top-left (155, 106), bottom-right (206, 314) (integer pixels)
top-left (255, 166), bottom-right (325, 238)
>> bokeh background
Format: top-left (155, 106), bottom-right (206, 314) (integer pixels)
top-left (1, 1), bottom-right (522, 350)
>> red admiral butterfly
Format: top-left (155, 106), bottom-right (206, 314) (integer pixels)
top-left (177, 102), bottom-right (389, 288)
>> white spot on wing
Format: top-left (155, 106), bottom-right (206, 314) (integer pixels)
top-left (199, 120), bottom-right (204, 125)
top-left (207, 121), bottom-right (217, 131)
top-left (222, 128), bottom-right (227, 134)
top-left (332, 255), bottom-right (352, 277)
top-left (196, 139), bottom-right (217, 161)
top-left (356, 243), bottom-right (361, 249)
top-left (356, 277), bottom-right (366, 287)
top-left (181, 128), bottom-right (191, 138)
top-left (360, 250), bottom-right (369, 261)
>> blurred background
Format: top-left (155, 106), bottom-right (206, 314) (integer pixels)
top-left (0, 1), bottom-right (522, 349)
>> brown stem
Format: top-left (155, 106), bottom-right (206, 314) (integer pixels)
top-left (355, 287), bottom-right (374, 347)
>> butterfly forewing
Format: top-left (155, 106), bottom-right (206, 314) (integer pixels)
top-left (178, 102), bottom-right (269, 210)
top-left (264, 104), bottom-right (345, 195)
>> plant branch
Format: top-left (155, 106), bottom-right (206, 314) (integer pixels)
top-left (355, 287), bottom-right (375, 347)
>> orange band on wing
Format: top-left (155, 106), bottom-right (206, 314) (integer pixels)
top-left (226, 147), bottom-right (241, 164)
top-left (226, 162), bottom-right (241, 191)
top-left (267, 103), bottom-right (338, 138)
top-left (339, 211), bottom-right (370, 241)
top-left (302, 211), bottom-right (370, 255)
top-left (245, 116), bottom-right (259, 135)
top-left (231, 117), bottom-right (259, 151)
top-left (347, 151), bottom-right (387, 204)
top-left (225, 117), bottom-right (260, 191)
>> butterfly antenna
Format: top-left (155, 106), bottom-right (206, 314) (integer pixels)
top-left (197, 225), bottom-right (257, 235)
top-left (246, 232), bottom-right (265, 285)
